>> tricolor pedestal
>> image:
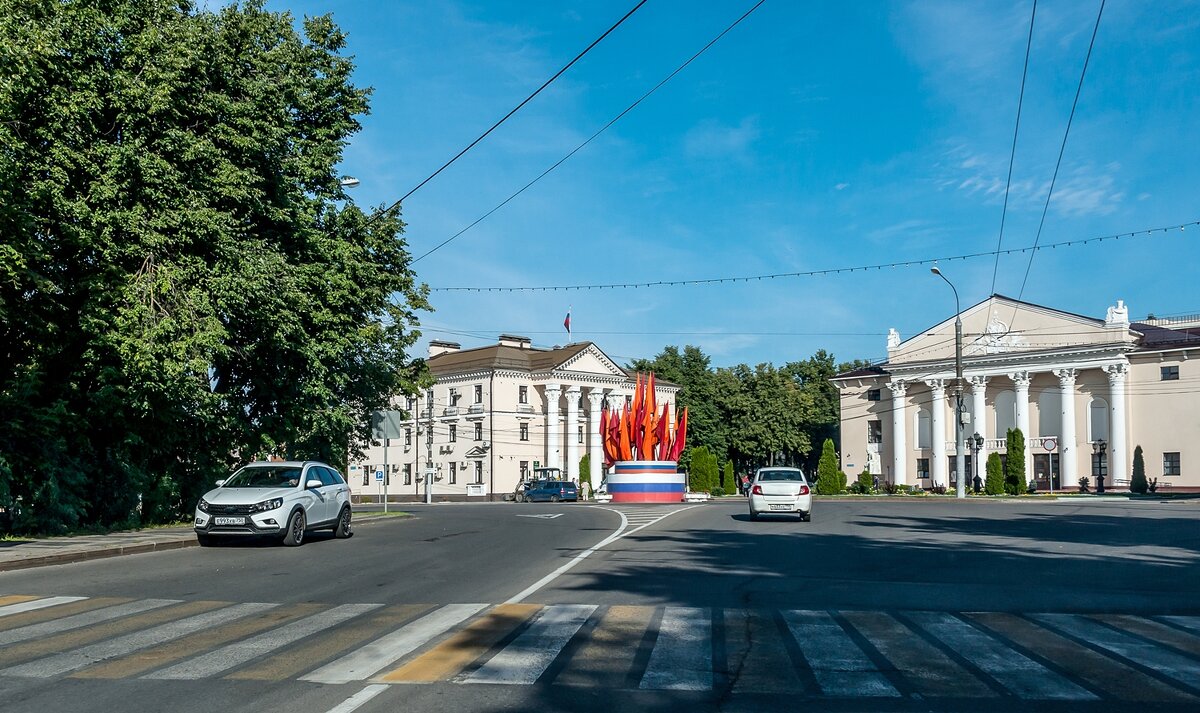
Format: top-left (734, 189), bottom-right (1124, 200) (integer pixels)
top-left (608, 460), bottom-right (685, 503)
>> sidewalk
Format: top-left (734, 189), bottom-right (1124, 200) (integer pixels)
top-left (0, 514), bottom-right (395, 573)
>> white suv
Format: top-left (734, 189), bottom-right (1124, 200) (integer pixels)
top-left (194, 461), bottom-right (352, 546)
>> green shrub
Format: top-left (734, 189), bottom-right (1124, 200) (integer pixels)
top-left (1005, 428), bottom-right (1026, 496)
top-left (985, 452), bottom-right (1005, 495)
top-left (816, 439), bottom-right (841, 494)
top-left (710, 486), bottom-right (725, 497)
top-left (1131, 445), bottom-right (1148, 494)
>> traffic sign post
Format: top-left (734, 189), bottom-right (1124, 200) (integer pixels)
top-left (1043, 438), bottom-right (1057, 494)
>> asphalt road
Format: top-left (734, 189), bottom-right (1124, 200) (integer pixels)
top-left (1, 498), bottom-right (1198, 713)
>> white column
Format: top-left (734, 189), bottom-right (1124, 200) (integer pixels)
top-left (1054, 368), bottom-right (1078, 488)
top-left (565, 386), bottom-right (581, 478)
top-left (587, 390), bottom-right (605, 488)
top-left (888, 380), bottom-right (908, 486)
top-left (969, 376), bottom-right (988, 487)
top-left (1104, 363), bottom-right (1128, 485)
top-left (544, 384), bottom-right (561, 471)
top-left (926, 379), bottom-right (947, 487)
top-left (1010, 371), bottom-right (1033, 482)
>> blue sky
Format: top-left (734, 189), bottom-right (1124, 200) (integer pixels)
top-left (266, 0), bottom-right (1200, 368)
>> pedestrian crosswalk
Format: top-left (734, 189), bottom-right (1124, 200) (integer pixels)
top-left (0, 593), bottom-right (1198, 701)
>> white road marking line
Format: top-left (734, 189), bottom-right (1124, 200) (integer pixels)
top-left (640, 607), bottom-right (712, 691)
top-left (301, 603), bottom-right (488, 684)
top-left (1036, 614), bottom-right (1200, 691)
top-left (0, 596), bottom-right (87, 618)
top-left (505, 511), bottom-right (627, 604)
top-left (0, 602), bottom-right (275, 677)
top-left (911, 612), bottom-right (1095, 700)
top-left (0, 598), bottom-right (179, 646)
top-left (1160, 615), bottom-right (1200, 636)
top-left (782, 610), bottom-right (898, 697)
top-left (145, 603), bottom-right (381, 680)
top-left (321, 683), bottom-right (388, 713)
top-left (464, 604), bottom-right (596, 685)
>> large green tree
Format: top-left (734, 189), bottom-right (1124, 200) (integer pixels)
top-left (0, 0), bottom-right (429, 532)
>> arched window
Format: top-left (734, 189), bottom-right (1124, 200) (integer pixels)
top-left (1089, 397), bottom-right (1109, 442)
top-left (915, 409), bottom-right (931, 449)
top-left (993, 390), bottom-right (1016, 439)
top-left (1037, 390), bottom-right (1062, 438)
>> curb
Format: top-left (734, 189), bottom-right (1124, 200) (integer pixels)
top-left (0, 513), bottom-right (402, 573)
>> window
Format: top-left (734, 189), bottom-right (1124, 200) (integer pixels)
top-left (519, 386), bottom-right (528, 404)
top-left (406, 396), bottom-right (415, 412)
top-left (450, 389), bottom-right (460, 406)
top-left (520, 423), bottom-right (529, 441)
top-left (404, 464), bottom-right (412, 485)
top-left (520, 461), bottom-right (529, 480)
top-left (426, 425), bottom-right (433, 442)
top-left (425, 389), bottom-right (433, 408)
top-left (578, 425), bottom-right (584, 444)
top-left (326, 468), bottom-right (345, 485)
top-left (867, 389), bottom-right (881, 401)
top-left (449, 462), bottom-right (457, 484)
top-left (1164, 452), bottom-right (1181, 476)
top-left (449, 424), bottom-right (456, 443)
top-left (867, 420), bottom-right (882, 444)
top-left (362, 469), bottom-right (368, 486)
top-left (1161, 365), bottom-right (1179, 381)
top-left (474, 422), bottom-right (483, 441)
top-left (474, 384), bottom-right (483, 403)
top-left (405, 428), bottom-right (411, 447)
top-left (916, 458), bottom-right (930, 481)
top-left (474, 461), bottom-right (483, 484)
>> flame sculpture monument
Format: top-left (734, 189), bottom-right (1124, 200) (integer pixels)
top-left (600, 373), bottom-right (688, 503)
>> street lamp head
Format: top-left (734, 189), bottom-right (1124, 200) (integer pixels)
top-left (339, 176), bottom-right (360, 188)
top-left (930, 264), bottom-right (942, 276)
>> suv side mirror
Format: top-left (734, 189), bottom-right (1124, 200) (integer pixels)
top-left (306, 479), bottom-right (323, 489)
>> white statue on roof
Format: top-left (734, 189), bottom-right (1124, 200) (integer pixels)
top-left (1105, 299), bottom-right (1129, 328)
top-left (887, 328), bottom-right (900, 351)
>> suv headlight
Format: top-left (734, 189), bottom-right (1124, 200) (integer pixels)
top-left (250, 498), bottom-right (284, 513)
top-left (197, 499), bottom-right (210, 513)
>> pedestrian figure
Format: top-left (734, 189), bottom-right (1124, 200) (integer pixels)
top-left (580, 479), bottom-right (591, 501)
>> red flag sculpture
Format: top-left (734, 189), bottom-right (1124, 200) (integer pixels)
top-left (600, 372), bottom-right (687, 466)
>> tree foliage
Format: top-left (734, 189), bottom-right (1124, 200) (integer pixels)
top-left (0, 0), bottom-right (429, 532)
top-left (816, 438), bottom-right (842, 494)
top-left (1130, 445), bottom-right (1147, 494)
top-left (722, 461), bottom-right (733, 491)
top-left (985, 452), bottom-right (1005, 495)
top-left (1004, 428), bottom-right (1026, 496)
top-left (578, 453), bottom-right (591, 487)
top-left (688, 446), bottom-right (718, 493)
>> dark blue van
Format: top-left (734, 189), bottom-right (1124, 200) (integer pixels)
top-left (525, 480), bottom-right (579, 503)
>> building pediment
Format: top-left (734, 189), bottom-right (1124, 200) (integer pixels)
top-left (554, 343), bottom-right (627, 378)
top-left (888, 295), bottom-right (1139, 365)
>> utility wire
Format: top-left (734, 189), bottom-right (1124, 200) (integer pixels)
top-left (411, 0), bottom-right (768, 264)
top-left (380, 0), bottom-right (649, 216)
top-left (1016, 0), bottom-right (1106, 300)
top-left (990, 0), bottom-right (1037, 295)
top-left (428, 219), bottom-right (1195, 292)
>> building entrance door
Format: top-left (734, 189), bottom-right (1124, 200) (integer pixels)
top-left (1033, 453), bottom-right (1059, 491)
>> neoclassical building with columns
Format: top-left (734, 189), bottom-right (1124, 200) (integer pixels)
top-left (833, 295), bottom-right (1199, 492)
top-left (351, 335), bottom-right (679, 502)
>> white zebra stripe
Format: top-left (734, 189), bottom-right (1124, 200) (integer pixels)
top-left (1036, 614), bottom-right (1200, 691)
top-left (640, 607), bottom-right (712, 691)
top-left (0, 602), bottom-right (275, 678)
top-left (300, 603), bottom-right (487, 684)
top-left (782, 610), bottom-right (898, 697)
top-left (145, 603), bottom-right (382, 680)
top-left (911, 612), bottom-right (1095, 700)
top-left (0, 596), bottom-right (87, 618)
top-left (0, 598), bottom-right (179, 646)
top-left (464, 604), bottom-right (596, 685)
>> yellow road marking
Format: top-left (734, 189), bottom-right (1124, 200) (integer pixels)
top-left (554, 605), bottom-right (653, 689)
top-left (0, 598), bottom-right (131, 633)
top-left (72, 603), bottom-right (325, 679)
top-left (0, 595), bottom-right (40, 608)
top-left (380, 603), bottom-right (540, 682)
top-left (229, 604), bottom-right (433, 680)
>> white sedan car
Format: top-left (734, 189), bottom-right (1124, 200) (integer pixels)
top-left (748, 467), bottom-right (812, 521)
top-left (194, 461), bottom-right (352, 546)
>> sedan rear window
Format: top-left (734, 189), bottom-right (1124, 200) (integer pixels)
top-left (225, 466), bottom-right (303, 488)
top-left (757, 470), bottom-right (806, 482)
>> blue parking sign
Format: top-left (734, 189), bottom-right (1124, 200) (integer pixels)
top-left (375, 470), bottom-right (384, 482)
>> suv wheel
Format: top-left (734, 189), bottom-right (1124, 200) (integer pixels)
top-left (196, 533), bottom-right (214, 547)
top-left (334, 507), bottom-right (353, 538)
top-left (550, 495), bottom-right (560, 503)
top-left (282, 509), bottom-right (306, 547)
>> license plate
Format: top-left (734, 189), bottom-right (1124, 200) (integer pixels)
top-left (214, 516), bottom-right (245, 525)
top-left (769, 504), bottom-right (791, 511)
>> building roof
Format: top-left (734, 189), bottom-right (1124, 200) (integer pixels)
top-left (831, 364), bottom-right (889, 380)
top-left (1131, 322), bottom-right (1200, 350)
top-left (429, 341), bottom-right (609, 376)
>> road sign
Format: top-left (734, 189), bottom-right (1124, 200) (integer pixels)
top-left (375, 469), bottom-right (384, 482)
top-left (1043, 438), bottom-right (1057, 452)
top-left (533, 460), bottom-right (540, 468)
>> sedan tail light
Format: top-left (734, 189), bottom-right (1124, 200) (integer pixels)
top-left (751, 485), bottom-right (763, 495)
top-left (799, 485), bottom-right (810, 495)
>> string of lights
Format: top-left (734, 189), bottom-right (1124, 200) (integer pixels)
top-left (429, 219), bottom-right (1196, 292)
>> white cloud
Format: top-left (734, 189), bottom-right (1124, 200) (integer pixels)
top-left (682, 117), bottom-right (760, 163)
top-left (835, 182), bottom-right (849, 191)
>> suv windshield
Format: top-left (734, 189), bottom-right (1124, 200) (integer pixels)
top-left (757, 470), bottom-right (806, 482)
top-left (225, 466), bottom-right (303, 488)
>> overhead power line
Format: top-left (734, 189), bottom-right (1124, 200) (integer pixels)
top-left (990, 0), bottom-right (1037, 295)
top-left (428, 219), bottom-right (1196, 292)
top-left (381, 0), bottom-right (649, 215)
top-left (411, 0), bottom-right (768, 264)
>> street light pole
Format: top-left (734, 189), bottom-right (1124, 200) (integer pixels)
top-left (931, 264), bottom-right (967, 499)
